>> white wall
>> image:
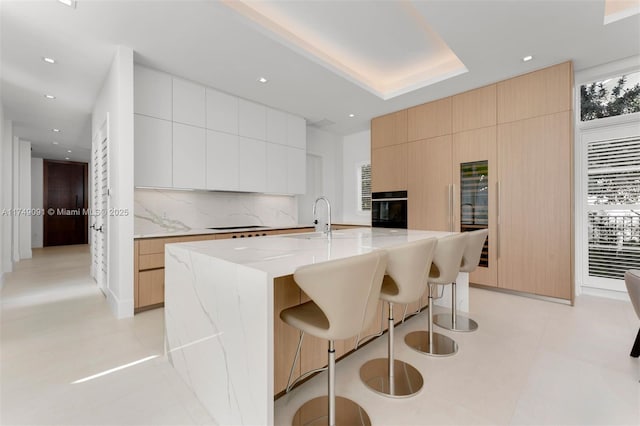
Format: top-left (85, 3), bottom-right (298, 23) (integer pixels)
top-left (342, 130), bottom-right (371, 225)
top-left (18, 140), bottom-right (31, 259)
top-left (92, 46), bottom-right (135, 318)
top-left (12, 136), bottom-right (19, 262)
top-left (300, 126), bottom-right (343, 224)
top-left (31, 157), bottom-right (43, 248)
top-left (0, 107), bottom-right (5, 285)
top-left (1, 118), bottom-right (12, 277)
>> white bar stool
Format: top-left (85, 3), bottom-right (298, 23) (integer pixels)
top-left (434, 228), bottom-right (488, 332)
top-left (359, 238), bottom-right (438, 398)
top-left (405, 233), bottom-right (467, 357)
top-left (280, 251), bottom-right (388, 426)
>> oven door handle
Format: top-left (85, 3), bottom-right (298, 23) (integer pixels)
top-left (372, 198), bottom-right (408, 202)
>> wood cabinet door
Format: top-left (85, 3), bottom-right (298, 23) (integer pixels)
top-left (371, 110), bottom-right (408, 149)
top-left (407, 98), bottom-right (452, 141)
top-left (138, 269), bottom-right (165, 307)
top-left (497, 111), bottom-right (572, 299)
top-left (407, 135), bottom-right (453, 231)
top-left (453, 127), bottom-right (498, 287)
top-left (371, 144), bottom-right (408, 192)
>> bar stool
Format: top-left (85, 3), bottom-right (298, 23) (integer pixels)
top-left (624, 270), bottom-right (640, 358)
top-left (405, 233), bottom-right (467, 357)
top-left (359, 238), bottom-right (438, 398)
top-left (434, 228), bottom-right (488, 332)
top-left (280, 251), bottom-right (387, 426)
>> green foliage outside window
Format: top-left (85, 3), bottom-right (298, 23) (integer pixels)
top-left (581, 73), bottom-right (640, 121)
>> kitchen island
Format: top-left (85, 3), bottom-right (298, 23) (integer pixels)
top-left (164, 228), bottom-right (469, 425)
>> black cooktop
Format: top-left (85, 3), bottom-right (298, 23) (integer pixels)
top-left (207, 225), bottom-right (266, 230)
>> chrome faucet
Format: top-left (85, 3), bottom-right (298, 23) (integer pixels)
top-left (313, 196), bottom-right (332, 234)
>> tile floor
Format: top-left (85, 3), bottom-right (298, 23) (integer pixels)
top-left (1, 245), bottom-right (638, 425)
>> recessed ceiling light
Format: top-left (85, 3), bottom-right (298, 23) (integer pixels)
top-left (348, 113), bottom-right (355, 118)
top-left (44, 94), bottom-right (56, 99)
top-left (257, 77), bottom-right (268, 83)
top-left (43, 57), bottom-right (56, 64)
top-left (65, 157), bottom-right (70, 160)
top-left (52, 128), bottom-right (61, 133)
top-left (67, 150), bottom-right (72, 153)
top-left (52, 141), bottom-right (59, 145)
top-left (522, 55), bottom-right (533, 62)
top-left (58, 0), bottom-right (77, 8)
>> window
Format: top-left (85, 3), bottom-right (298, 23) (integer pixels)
top-left (358, 163), bottom-right (371, 211)
top-left (580, 71), bottom-right (640, 121)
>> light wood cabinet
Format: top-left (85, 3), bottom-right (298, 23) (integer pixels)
top-left (452, 84), bottom-right (497, 133)
top-left (497, 61), bottom-right (572, 124)
top-left (134, 65), bottom-right (172, 121)
top-left (134, 114), bottom-right (173, 188)
top-left (173, 78), bottom-right (206, 128)
top-left (138, 269), bottom-right (165, 307)
top-left (371, 144), bottom-right (407, 192)
top-left (206, 130), bottom-right (239, 191)
top-left (407, 135), bottom-right (453, 231)
top-left (497, 111), bottom-right (572, 299)
top-left (371, 110), bottom-right (407, 149)
top-left (407, 97), bottom-right (452, 141)
top-left (173, 123), bottom-right (206, 189)
top-left (453, 126), bottom-right (498, 287)
top-left (206, 88), bottom-right (238, 134)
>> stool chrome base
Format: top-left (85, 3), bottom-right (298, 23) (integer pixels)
top-left (359, 358), bottom-right (423, 398)
top-left (433, 313), bottom-right (478, 332)
top-left (292, 396), bottom-right (371, 426)
top-left (405, 331), bottom-right (458, 357)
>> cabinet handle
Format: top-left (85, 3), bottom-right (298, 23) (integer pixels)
top-left (451, 183), bottom-right (456, 232)
top-left (447, 184), bottom-right (452, 231)
top-left (496, 181), bottom-right (501, 258)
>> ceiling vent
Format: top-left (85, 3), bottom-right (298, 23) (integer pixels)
top-left (309, 118), bottom-right (335, 128)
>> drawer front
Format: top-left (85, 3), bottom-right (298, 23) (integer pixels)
top-left (138, 269), bottom-right (164, 307)
top-left (139, 238), bottom-right (166, 255)
top-left (139, 253), bottom-right (164, 270)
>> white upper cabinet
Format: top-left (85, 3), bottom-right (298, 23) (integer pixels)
top-left (206, 89), bottom-right (238, 135)
top-left (287, 147), bottom-right (306, 194)
top-left (134, 114), bottom-right (172, 187)
top-left (286, 114), bottom-right (306, 149)
top-left (173, 123), bottom-right (206, 189)
top-left (238, 137), bottom-right (267, 193)
top-left (173, 78), bottom-right (206, 128)
top-left (238, 99), bottom-right (266, 141)
top-left (206, 130), bottom-right (239, 191)
top-left (266, 108), bottom-right (287, 145)
top-left (134, 66), bottom-right (172, 121)
top-left (266, 142), bottom-right (288, 193)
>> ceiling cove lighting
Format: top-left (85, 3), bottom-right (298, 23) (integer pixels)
top-left (58, 0), bottom-right (77, 8)
top-left (523, 55), bottom-right (533, 62)
top-left (52, 128), bottom-right (61, 133)
top-left (42, 57), bottom-right (56, 64)
top-left (44, 94), bottom-right (56, 99)
top-left (257, 77), bottom-right (268, 83)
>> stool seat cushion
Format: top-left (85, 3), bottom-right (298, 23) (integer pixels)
top-left (428, 233), bottom-right (468, 285)
top-left (280, 301), bottom-right (330, 336)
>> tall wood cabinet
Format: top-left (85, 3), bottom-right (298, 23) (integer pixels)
top-left (371, 62), bottom-right (573, 301)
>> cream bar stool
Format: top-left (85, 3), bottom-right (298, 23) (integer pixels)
top-left (281, 251), bottom-right (387, 426)
top-left (359, 238), bottom-right (438, 398)
top-left (434, 228), bottom-right (488, 332)
top-left (405, 233), bottom-right (467, 357)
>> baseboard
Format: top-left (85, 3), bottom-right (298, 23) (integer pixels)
top-left (106, 288), bottom-right (135, 318)
top-left (581, 286), bottom-right (631, 302)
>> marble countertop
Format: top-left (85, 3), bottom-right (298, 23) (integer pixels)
top-left (133, 223), bottom-right (366, 239)
top-left (166, 227), bottom-right (453, 278)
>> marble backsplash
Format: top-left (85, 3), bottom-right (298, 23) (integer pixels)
top-left (134, 189), bottom-right (298, 235)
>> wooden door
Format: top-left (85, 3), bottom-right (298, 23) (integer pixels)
top-left (43, 160), bottom-right (88, 246)
top-left (453, 127), bottom-right (498, 287)
top-left (371, 144), bottom-right (407, 192)
top-left (407, 135), bottom-right (453, 231)
top-left (497, 111), bottom-right (572, 299)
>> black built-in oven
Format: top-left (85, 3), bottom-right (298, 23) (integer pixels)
top-left (372, 191), bottom-right (408, 229)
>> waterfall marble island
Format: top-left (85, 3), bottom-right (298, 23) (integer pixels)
top-left (164, 228), bottom-right (469, 425)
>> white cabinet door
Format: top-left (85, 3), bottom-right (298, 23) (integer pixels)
top-left (173, 123), bottom-right (206, 189)
top-left (173, 78), bottom-right (206, 128)
top-left (206, 89), bottom-right (238, 134)
top-left (206, 130), bottom-right (239, 191)
top-left (238, 137), bottom-right (267, 192)
top-left (238, 99), bottom-right (266, 140)
top-left (134, 114), bottom-right (172, 187)
top-left (266, 142), bottom-right (287, 193)
top-left (286, 114), bottom-right (306, 149)
top-left (266, 108), bottom-right (287, 145)
top-left (287, 147), bottom-right (306, 194)
top-left (134, 65), bottom-right (172, 121)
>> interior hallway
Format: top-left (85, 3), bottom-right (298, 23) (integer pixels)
top-left (1, 246), bottom-right (638, 425)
